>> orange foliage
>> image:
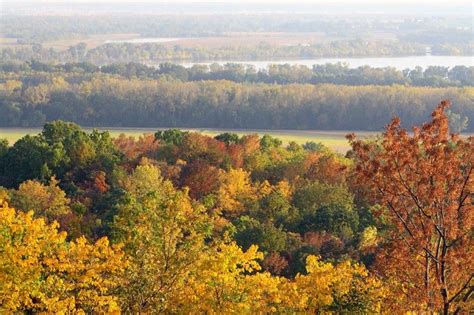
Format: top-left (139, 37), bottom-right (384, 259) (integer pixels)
top-left (305, 153), bottom-right (348, 184)
top-left (349, 101), bottom-right (474, 314)
top-left (180, 161), bottom-right (220, 199)
top-left (262, 252), bottom-right (289, 276)
top-left (228, 143), bottom-right (245, 168)
top-left (113, 133), bottom-right (159, 161)
top-left (240, 134), bottom-right (261, 156)
top-left (179, 133), bottom-right (227, 165)
top-left (93, 171), bottom-right (109, 193)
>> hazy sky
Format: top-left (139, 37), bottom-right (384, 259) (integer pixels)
top-left (6, 0), bottom-right (473, 3)
top-left (3, 0), bottom-right (471, 16)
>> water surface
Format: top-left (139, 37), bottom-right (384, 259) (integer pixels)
top-left (178, 55), bottom-right (474, 70)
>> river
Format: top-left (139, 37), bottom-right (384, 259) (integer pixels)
top-left (103, 37), bottom-right (473, 69)
top-left (178, 55), bottom-right (474, 70)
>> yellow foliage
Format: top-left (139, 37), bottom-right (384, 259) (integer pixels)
top-left (0, 79), bottom-right (22, 97)
top-left (256, 179), bottom-right (292, 200)
top-left (0, 188), bottom-right (8, 202)
top-left (22, 76), bottom-right (69, 105)
top-left (289, 255), bottom-right (386, 313)
top-left (359, 226), bottom-right (378, 249)
top-left (0, 197), bottom-right (386, 313)
top-left (0, 202), bottom-right (127, 313)
top-left (276, 180), bottom-right (293, 198)
top-left (0, 164), bottom-right (387, 313)
top-left (257, 180), bottom-right (273, 197)
top-left (9, 177), bottom-right (70, 219)
top-left (172, 243), bottom-right (286, 314)
top-left (217, 168), bottom-right (256, 214)
top-left (114, 164), bottom-right (209, 312)
top-left (170, 247), bottom-right (385, 314)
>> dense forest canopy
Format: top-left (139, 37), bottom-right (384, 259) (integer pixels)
top-left (0, 103), bottom-right (472, 313)
top-left (0, 62), bottom-right (472, 131)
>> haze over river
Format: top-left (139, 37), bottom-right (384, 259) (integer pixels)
top-left (178, 55), bottom-right (474, 70)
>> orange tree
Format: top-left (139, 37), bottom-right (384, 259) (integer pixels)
top-left (348, 101), bottom-right (473, 314)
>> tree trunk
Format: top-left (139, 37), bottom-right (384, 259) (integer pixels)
top-left (440, 238), bottom-right (449, 315)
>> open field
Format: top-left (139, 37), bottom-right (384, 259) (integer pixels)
top-left (0, 37), bottom-right (18, 45)
top-left (42, 33), bottom-right (141, 50)
top-left (153, 32), bottom-right (336, 48)
top-left (0, 128), bottom-right (381, 153)
top-left (0, 31), bottom-right (348, 51)
top-left (0, 35), bottom-right (29, 49)
top-left (0, 29), bottom-right (398, 51)
top-left (0, 30), bottom-right (398, 52)
top-left (0, 33), bottom-right (141, 50)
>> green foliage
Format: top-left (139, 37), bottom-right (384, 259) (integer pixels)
top-left (305, 205), bottom-right (359, 241)
top-left (0, 139), bottom-right (8, 157)
top-left (260, 135), bottom-right (283, 151)
top-left (250, 191), bottom-right (295, 227)
top-left (233, 216), bottom-right (288, 254)
top-left (42, 120), bottom-right (83, 144)
top-left (303, 141), bottom-right (326, 152)
top-left (155, 129), bottom-right (188, 146)
top-left (291, 182), bottom-right (358, 238)
top-left (215, 132), bottom-right (240, 145)
top-left (0, 121), bottom-right (121, 188)
top-left (0, 135), bottom-right (55, 187)
top-left (293, 182), bottom-right (354, 215)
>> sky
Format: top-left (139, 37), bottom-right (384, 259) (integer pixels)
top-left (3, 0), bottom-right (471, 16)
top-left (5, 0), bottom-right (473, 3)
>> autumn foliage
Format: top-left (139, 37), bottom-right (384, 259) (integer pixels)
top-left (0, 101), bottom-right (472, 313)
top-left (0, 202), bottom-right (127, 313)
top-left (348, 100), bottom-right (473, 314)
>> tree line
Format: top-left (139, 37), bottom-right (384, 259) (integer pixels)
top-left (0, 39), bottom-right (433, 64)
top-left (0, 68), bottom-right (472, 131)
top-left (2, 60), bottom-right (473, 87)
top-left (2, 14), bottom-right (470, 46)
top-left (0, 102), bottom-right (472, 313)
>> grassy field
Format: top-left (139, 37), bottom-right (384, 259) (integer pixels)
top-left (0, 127), bottom-right (380, 153)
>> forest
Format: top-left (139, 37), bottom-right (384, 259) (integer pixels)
top-left (1, 14), bottom-right (472, 64)
top-left (1, 2), bottom-right (473, 313)
top-left (0, 40), bottom-right (433, 64)
top-left (0, 102), bottom-right (472, 313)
top-left (3, 61), bottom-right (474, 86)
top-left (0, 62), bottom-right (472, 131)
top-left (2, 14), bottom-right (471, 45)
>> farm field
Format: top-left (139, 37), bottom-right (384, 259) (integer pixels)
top-left (0, 31), bottom-right (345, 51)
top-left (0, 127), bottom-right (380, 153)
